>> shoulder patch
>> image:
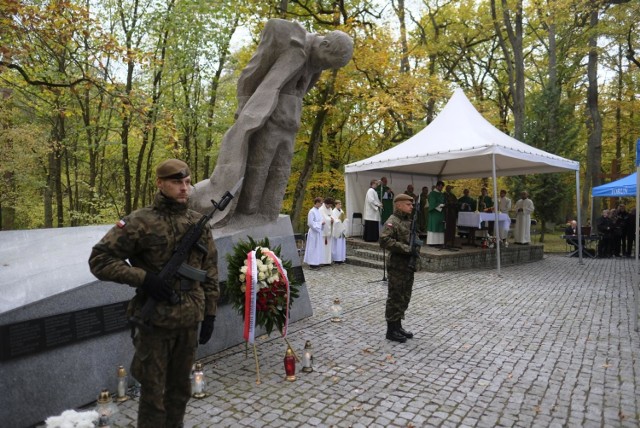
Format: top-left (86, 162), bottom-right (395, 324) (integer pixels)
top-left (385, 223), bottom-right (394, 228)
top-left (116, 219), bottom-right (126, 229)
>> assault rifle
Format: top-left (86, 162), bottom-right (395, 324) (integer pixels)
top-left (130, 178), bottom-right (243, 330)
top-left (408, 194), bottom-right (422, 272)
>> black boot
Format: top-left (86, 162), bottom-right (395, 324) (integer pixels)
top-left (398, 321), bottom-right (414, 339)
top-left (386, 321), bottom-right (407, 343)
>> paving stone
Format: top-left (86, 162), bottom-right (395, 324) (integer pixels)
top-left (34, 255), bottom-right (640, 427)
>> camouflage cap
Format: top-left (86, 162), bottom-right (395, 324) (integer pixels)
top-left (156, 159), bottom-right (190, 179)
top-left (393, 193), bottom-right (414, 203)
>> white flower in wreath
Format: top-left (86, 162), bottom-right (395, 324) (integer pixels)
top-left (268, 274), bottom-right (279, 283)
top-left (258, 271), bottom-right (267, 281)
top-left (240, 266), bottom-right (248, 274)
top-left (239, 273), bottom-right (246, 282)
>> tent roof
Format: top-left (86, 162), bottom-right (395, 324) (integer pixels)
top-left (592, 172), bottom-right (637, 197)
top-left (344, 88), bottom-right (579, 179)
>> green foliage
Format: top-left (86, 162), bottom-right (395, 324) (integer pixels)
top-left (224, 237), bottom-right (301, 336)
top-left (1, 0), bottom-right (638, 230)
top-left (519, 86), bottom-right (582, 224)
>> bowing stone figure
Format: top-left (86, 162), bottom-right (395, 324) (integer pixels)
top-left (189, 19), bottom-right (353, 229)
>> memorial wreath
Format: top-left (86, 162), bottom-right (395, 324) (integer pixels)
top-left (226, 237), bottom-right (301, 340)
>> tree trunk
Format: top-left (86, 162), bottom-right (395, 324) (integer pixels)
top-left (133, 0), bottom-right (173, 210)
top-left (278, 0), bottom-right (288, 17)
top-left (290, 72), bottom-right (337, 232)
top-left (495, 0), bottom-right (525, 141)
top-left (585, 4), bottom-right (602, 223)
top-left (117, 0), bottom-right (141, 215)
top-left (1, 171), bottom-right (16, 229)
top-left (51, 102), bottom-right (66, 227)
top-left (121, 81), bottom-right (133, 215)
top-left (204, 19), bottom-right (236, 178)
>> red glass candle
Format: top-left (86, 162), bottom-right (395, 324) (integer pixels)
top-left (284, 347), bottom-right (296, 381)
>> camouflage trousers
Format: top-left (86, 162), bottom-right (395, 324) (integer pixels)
top-left (385, 265), bottom-right (414, 322)
top-left (131, 325), bottom-right (198, 428)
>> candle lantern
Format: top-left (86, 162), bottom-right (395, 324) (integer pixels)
top-left (116, 365), bottom-right (129, 402)
top-left (330, 298), bottom-right (343, 322)
top-left (284, 347), bottom-right (296, 381)
top-left (302, 340), bottom-right (313, 373)
top-left (191, 362), bottom-right (206, 398)
top-left (95, 389), bottom-right (118, 427)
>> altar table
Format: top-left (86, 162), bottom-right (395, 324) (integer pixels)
top-left (457, 212), bottom-right (511, 234)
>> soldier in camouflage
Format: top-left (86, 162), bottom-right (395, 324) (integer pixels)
top-left (89, 159), bottom-right (219, 428)
top-left (380, 193), bottom-right (421, 343)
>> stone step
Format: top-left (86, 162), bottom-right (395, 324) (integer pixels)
top-left (348, 248), bottom-right (385, 262)
top-left (345, 255), bottom-right (385, 270)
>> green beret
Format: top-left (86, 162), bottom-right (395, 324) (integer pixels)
top-left (156, 159), bottom-right (190, 179)
top-left (394, 193), bottom-right (414, 203)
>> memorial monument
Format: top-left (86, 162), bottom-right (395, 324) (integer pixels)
top-left (190, 18), bottom-right (354, 230)
top-left (0, 19), bottom-right (353, 427)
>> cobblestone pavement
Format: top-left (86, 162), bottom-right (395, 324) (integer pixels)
top-left (106, 255), bottom-right (640, 427)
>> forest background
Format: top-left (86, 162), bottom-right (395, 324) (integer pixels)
top-left (1, 0), bottom-right (639, 239)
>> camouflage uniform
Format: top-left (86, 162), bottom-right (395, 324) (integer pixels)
top-left (380, 208), bottom-right (415, 325)
top-left (89, 192), bottom-right (219, 428)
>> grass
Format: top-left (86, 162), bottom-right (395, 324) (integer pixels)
top-left (533, 232), bottom-right (570, 253)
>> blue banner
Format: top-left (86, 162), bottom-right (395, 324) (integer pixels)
top-left (636, 138), bottom-right (640, 167)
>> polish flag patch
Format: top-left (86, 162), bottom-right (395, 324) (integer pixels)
top-left (386, 223), bottom-right (394, 228)
top-left (116, 219), bottom-right (126, 229)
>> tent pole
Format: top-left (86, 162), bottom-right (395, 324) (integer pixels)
top-left (492, 154), bottom-right (501, 276)
top-left (589, 196), bottom-right (593, 232)
top-left (576, 171), bottom-right (583, 265)
top-left (634, 160), bottom-right (639, 332)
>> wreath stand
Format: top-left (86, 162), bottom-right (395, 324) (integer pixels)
top-left (245, 336), bottom-right (300, 385)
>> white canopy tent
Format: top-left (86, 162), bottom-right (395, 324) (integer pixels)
top-left (344, 88), bottom-right (581, 274)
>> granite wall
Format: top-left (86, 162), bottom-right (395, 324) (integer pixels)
top-left (0, 216), bottom-right (312, 427)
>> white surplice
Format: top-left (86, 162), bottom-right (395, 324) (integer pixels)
top-left (319, 203), bottom-right (333, 264)
top-left (331, 207), bottom-right (346, 262)
top-left (303, 206), bottom-right (324, 266)
top-left (497, 196), bottom-right (512, 239)
top-left (514, 197), bottom-right (535, 244)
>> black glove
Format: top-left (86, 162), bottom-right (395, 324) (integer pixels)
top-left (142, 272), bottom-right (174, 302)
top-left (199, 315), bottom-right (215, 345)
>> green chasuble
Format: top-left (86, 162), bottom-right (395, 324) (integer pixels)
top-left (457, 195), bottom-right (476, 212)
top-left (427, 190), bottom-right (446, 233)
top-left (478, 195), bottom-right (494, 211)
top-left (379, 185), bottom-right (394, 223)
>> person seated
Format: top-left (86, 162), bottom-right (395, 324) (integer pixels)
top-left (564, 220), bottom-right (579, 251)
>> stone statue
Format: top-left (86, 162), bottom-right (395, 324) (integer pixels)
top-left (190, 18), bottom-right (354, 229)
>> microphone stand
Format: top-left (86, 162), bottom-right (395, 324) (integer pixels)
top-left (369, 246), bottom-right (387, 284)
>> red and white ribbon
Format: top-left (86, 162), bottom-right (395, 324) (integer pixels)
top-left (243, 250), bottom-right (258, 344)
top-left (261, 249), bottom-right (291, 337)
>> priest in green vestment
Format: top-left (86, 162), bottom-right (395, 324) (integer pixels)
top-left (427, 181), bottom-right (446, 246)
